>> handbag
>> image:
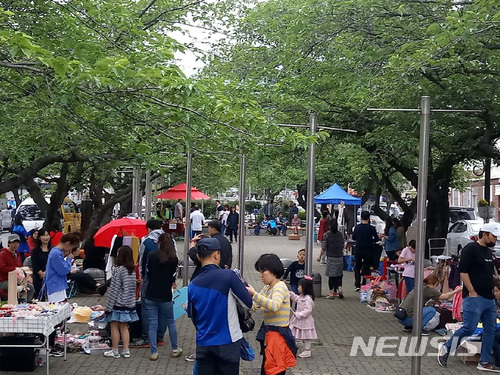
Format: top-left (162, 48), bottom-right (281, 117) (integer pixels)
top-left (240, 337), bottom-right (255, 361)
top-left (234, 296), bottom-right (255, 333)
top-left (394, 306), bottom-right (408, 320)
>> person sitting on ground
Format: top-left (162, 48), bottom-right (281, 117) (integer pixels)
top-left (267, 217), bottom-right (278, 236)
top-left (291, 214), bottom-right (301, 235)
top-left (0, 234), bottom-right (35, 302)
top-left (396, 274), bottom-right (461, 334)
top-left (82, 227), bottom-right (107, 271)
top-left (253, 221), bottom-right (262, 236)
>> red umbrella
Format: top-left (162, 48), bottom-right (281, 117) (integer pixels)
top-left (93, 217), bottom-right (148, 247)
top-left (156, 183), bottom-right (210, 200)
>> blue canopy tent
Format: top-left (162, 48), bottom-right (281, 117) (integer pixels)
top-left (314, 183), bottom-right (361, 205)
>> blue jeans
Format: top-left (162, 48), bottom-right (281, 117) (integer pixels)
top-left (143, 298), bottom-right (178, 354)
top-left (405, 277), bottom-right (415, 293)
top-left (444, 296), bottom-right (497, 363)
top-left (398, 306), bottom-right (436, 328)
top-left (277, 224), bottom-right (287, 235)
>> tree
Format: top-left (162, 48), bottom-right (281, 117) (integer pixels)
top-left (201, 0), bottom-right (500, 246)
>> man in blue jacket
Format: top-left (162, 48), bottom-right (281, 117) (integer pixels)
top-left (188, 237), bottom-right (252, 374)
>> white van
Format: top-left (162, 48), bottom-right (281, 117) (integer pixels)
top-left (15, 198), bottom-right (45, 232)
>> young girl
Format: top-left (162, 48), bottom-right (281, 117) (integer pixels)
top-left (104, 246), bottom-right (138, 359)
top-left (246, 253), bottom-right (296, 375)
top-left (290, 276), bottom-right (317, 358)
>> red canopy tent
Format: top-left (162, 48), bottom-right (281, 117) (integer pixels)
top-left (156, 183), bottom-right (210, 200)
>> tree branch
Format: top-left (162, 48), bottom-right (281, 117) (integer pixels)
top-left (0, 61), bottom-right (45, 73)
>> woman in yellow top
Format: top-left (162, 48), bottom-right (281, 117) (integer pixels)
top-left (247, 254), bottom-right (297, 375)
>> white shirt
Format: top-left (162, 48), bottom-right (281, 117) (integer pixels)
top-left (191, 210), bottom-right (205, 231)
top-left (175, 202), bottom-right (183, 218)
top-left (221, 210), bottom-right (229, 224)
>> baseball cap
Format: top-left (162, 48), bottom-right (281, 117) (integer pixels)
top-left (196, 237), bottom-right (221, 253)
top-left (480, 223), bottom-right (500, 237)
top-left (8, 234), bottom-right (20, 243)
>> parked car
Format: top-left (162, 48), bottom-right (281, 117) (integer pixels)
top-left (0, 209), bottom-right (11, 231)
top-left (449, 206), bottom-right (480, 228)
top-left (447, 220), bottom-right (500, 257)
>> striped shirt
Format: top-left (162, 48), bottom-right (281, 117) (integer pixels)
top-left (252, 281), bottom-right (290, 327)
top-left (105, 266), bottom-right (137, 312)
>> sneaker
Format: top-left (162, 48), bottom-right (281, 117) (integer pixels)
top-left (122, 351), bottom-right (131, 358)
top-left (437, 342), bottom-right (448, 367)
top-left (150, 353), bottom-right (158, 361)
top-left (421, 329), bottom-right (430, 336)
top-left (104, 350), bottom-right (120, 359)
top-left (48, 348), bottom-right (63, 357)
top-left (298, 350), bottom-right (311, 358)
top-left (477, 362), bottom-right (500, 372)
top-left (171, 348), bottom-right (183, 358)
top-left (338, 292), bottom-right (344, 299)
top-left (157, 340), bottom-right (164, 346)
top-left (354, 287), bottom-right (361, 292)
top-left (403, 326), bottom-right (412, 333)
top-left (53, 343), bottom-right (65, 352)
top-left (130, 339), bottom-right (150, 348)
top-left (185, 353), bottom-right (196, 362)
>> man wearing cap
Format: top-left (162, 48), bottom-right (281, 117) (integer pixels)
top-left (438, 222), bottom-right (500, 371)
top-left (187, 237), bottom-right (252, 374)
top-left (0, 234), bottom-right (35, 302)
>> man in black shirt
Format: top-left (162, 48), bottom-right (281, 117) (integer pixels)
top-left (352, 211), bottom-right (379, 291)
top-left (208, 220), bottom-right (233, 269)
top-left (438, 223), bottom-right (500, 371)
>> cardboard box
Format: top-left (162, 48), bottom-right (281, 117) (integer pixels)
top-left (288, 234), bottom-right (300, 240)
top-left (459, 341), bottom-right (481, 365)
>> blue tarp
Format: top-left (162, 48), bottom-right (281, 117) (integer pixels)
top-left (314, 183), bottom-right (362, 205)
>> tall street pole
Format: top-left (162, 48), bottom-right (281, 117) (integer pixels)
top-left (183, 150), bottom-right (192, 283)
top-left (238, 153), bottom-right (246, 275)
top-left (305, 113), bottom-right (317, 276)
top-left (145, 170), bottom-right (152, 220)
top-left (411, 96), bottom-right (431, 375)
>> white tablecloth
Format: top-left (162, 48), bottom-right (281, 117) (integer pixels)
top-left (0, 304), bottom-right (71, 337)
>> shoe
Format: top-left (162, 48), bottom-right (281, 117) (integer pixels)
top-left (53, 343), bottom-right (65, 352)
top-left (130, 339), bottom-right (150, 348)
top-left (437, 342), bottom-right (448, 367)
top-left (150, 353), bottom-right (158, 361)
top-left (338, 292), bottom-right (344, 299)
top-left (477, 362), bottom-right (500, 372)
top-left (421, 329), bottom-right (430, 336)
top-left (157, 340), bottom-right (164, 346)
top-left (49, 348), bottom-right (63, 357)
top-left (122, 351), bottom-right (130, 358)
top-left (104, 350), bottom-right (120, 359)
top-left (96, 285), bottom-right (107, 296)
top-left (354, 287), bottom-right (361, 292)
top-left (185, 353), bottom-right (196, 362)
top-left (171, 348), bottom-right (183, 358)
top-left (298, 350), bottom-right (311, 358)
top-left (325, 295), bottom-right (335, 299)
top-left (403, 326), bottom-right (412, 333)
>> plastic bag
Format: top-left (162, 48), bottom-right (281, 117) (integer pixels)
top-left (423, 310), bottom-right (441, 331)
top-left (360, 291), bottom-right (369, 303)
top-left (240, 337), bottom-right (255, 361)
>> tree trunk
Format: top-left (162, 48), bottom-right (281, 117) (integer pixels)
top-left (425, 183), bottom-right (450, 257)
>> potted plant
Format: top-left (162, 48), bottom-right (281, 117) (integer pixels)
top-left (478, 199), bottom-right (496, 219)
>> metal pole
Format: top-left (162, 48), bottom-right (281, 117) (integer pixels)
top-left (485, 158), bottom-right (492, 223)
top-left (183, 151), bottom-right (193, 283)
top-left (132, 167), bottom-right (139, 215)
top-left (145, 170), bottom-right (152, 220)
top-left (411, 96), bottom-right (431, 375)
top-left (238, 153), bottom-right (246, 275)
top-left (305, 113), bottom-right (317, 276)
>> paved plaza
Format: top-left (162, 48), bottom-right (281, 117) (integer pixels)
top-left (1, 233), bottom-right (479, 374)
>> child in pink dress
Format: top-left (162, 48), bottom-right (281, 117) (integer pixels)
top-left (289, 276), bottom-right (317, 358)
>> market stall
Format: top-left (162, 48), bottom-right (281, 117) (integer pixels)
top-left (0, 302), bottom-right (71, 375)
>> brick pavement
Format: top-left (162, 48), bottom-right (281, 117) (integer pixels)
top-left (5, 234), bottom-right (478, 374)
